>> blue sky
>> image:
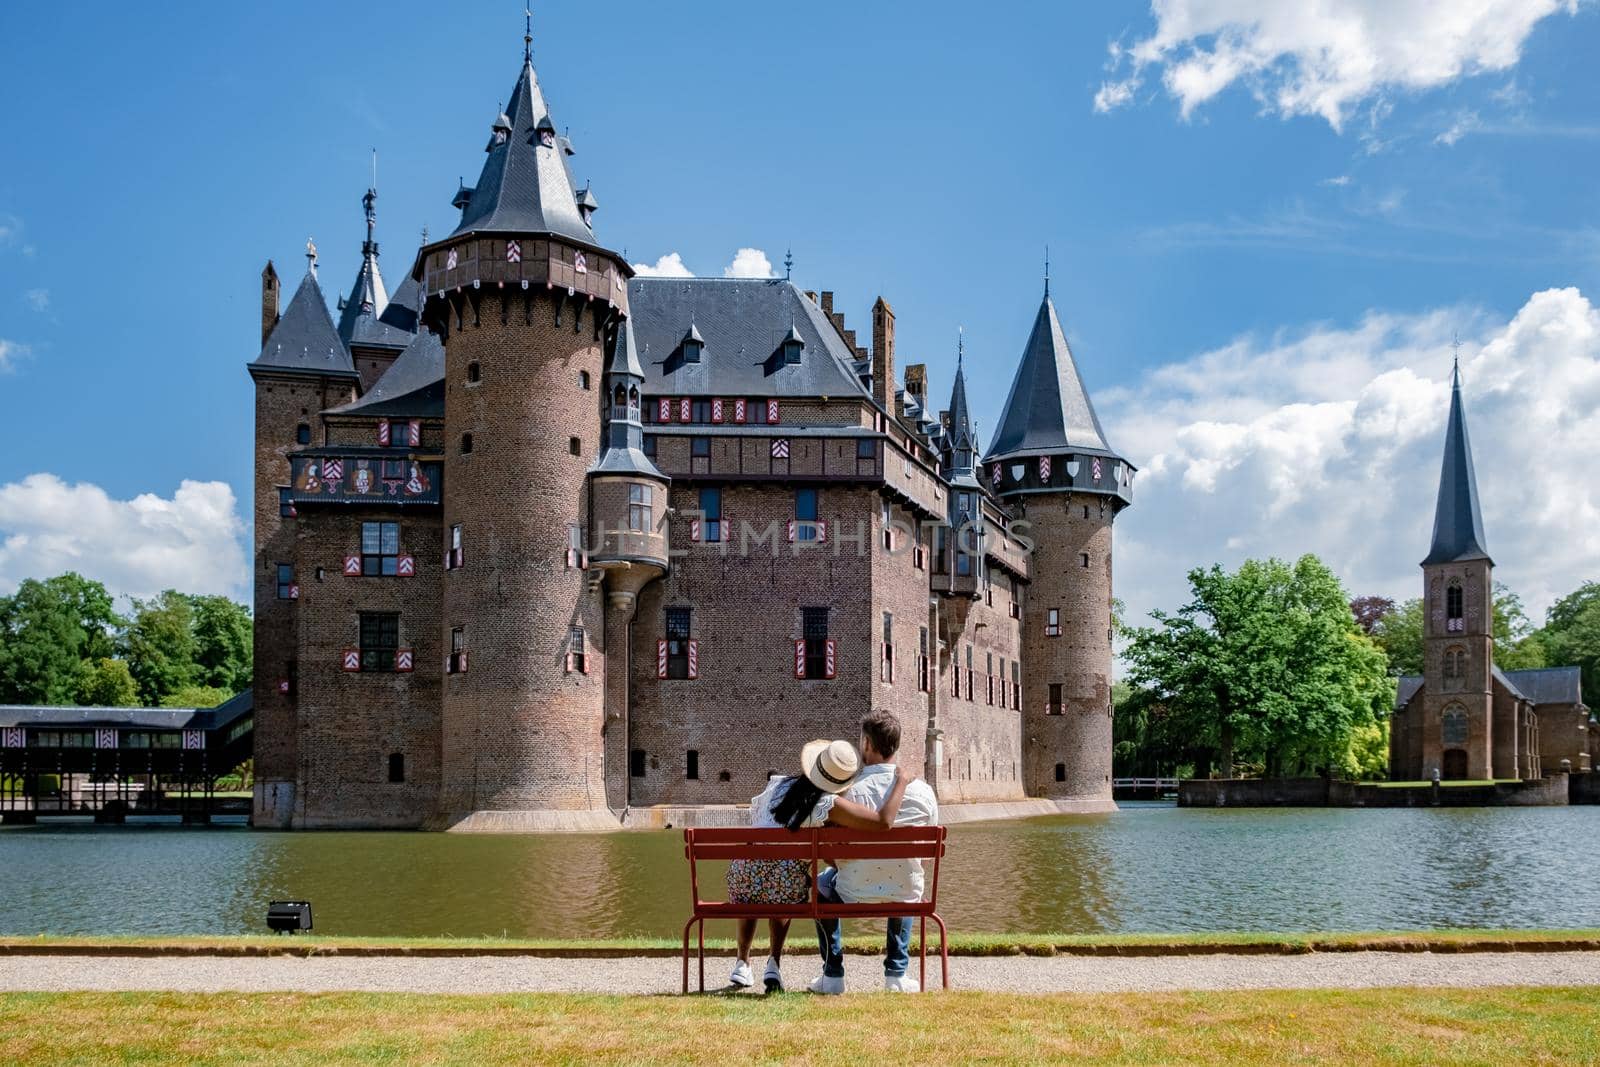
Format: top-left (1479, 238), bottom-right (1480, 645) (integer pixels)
top-left (1, 1), bottom-right (1598, 624)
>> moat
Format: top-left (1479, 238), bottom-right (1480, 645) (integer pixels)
top-left (4, 804), bottom-right (1598, 939)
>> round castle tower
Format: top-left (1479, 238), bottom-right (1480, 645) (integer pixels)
top-left (413, 43), bottom-right (635, 828)
top-left (984, 289), bottom-right (1133, 808)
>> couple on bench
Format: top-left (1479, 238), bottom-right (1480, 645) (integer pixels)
top-left (726, 709), bottom-right (939, 994)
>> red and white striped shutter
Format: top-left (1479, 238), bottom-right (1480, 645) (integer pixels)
top-left (816, 520), bottom-right (828, 543)
top-left (658, 398), bottom-right (672, 422)
top-left (397, 555), bottom-right (416, 577)
top-left (711, 398), bottom-right (724, 423)
top-left (687, 639), bottom-right (699, 680)
top-left (455, 546), bottom-right (464, 568)
top-left (690, 519), bottom-right (700, 542)
top-left (657, 639), bottom-right (669, 679)
top-left (1039, 455), bottom-right (1052, 480)
top-left (378, 420), bottom-right (391, 447)
top-left (564, 650), bottom-right (573, 673)
top-left (734, 398), bottom-right (747, 423)
top-left (343, 555), bottom-right (361, 576)
top-left (793, 639), bottom-right (807, 678)
top-left (766, 399), bottom-right (780, 423)
top-left (445, 550), bottom-right (453, 571)
top-left (679, 397), bottom-right (691, 422)
top-left (408, 420), bottom-right (422, 446)
top-left (824, 639), bottom-right (837, 679)
top-left (342, 648), bottom-right (361, 672)
top-left (720, 519), bottom-right (731, 543)
top-left (786, 519), bottom-right (796, 542)
top-left (396, 648), bottom-right (414, 672)
top-left (278, 679), bottom-right (290, 694)
top-left (458, 651), bottom-right (468, 673)
top-left (288, 584), bottom-right (300, 599)
top-left (566, 547), bottom-right (579, 569)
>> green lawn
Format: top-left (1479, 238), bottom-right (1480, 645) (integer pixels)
top-left (6, 928), bottom-right (1598, 957)
top-left (2, 988), bottom-right (1595, 1065)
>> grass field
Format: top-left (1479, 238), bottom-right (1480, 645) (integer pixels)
top-left (1, 987), bottom-right (1594, 1065)
top-left (5, 928), bottom-right (1598, 957)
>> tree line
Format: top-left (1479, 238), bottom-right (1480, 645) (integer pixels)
top-left (1114, 557), bottom-right (1600, 781)
top-left (0, 573), bottom-right (252, 709)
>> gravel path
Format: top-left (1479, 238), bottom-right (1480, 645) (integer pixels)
top-left (2, 952), bottom-right (1598, 995)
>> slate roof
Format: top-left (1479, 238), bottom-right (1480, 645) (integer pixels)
top-left (1423, 362), bottom-right (1491, 566)
top-left (449, 55), bottom-right (595, 245)
top-left (379, 272), bottom-right (422, 335)
top-left (327, 329), bottom-right (445, 418)
top-left (1394, 666), bottom-right (1584, 710)
top-left (250, 269), bottom-right (358, 379)
top-left (0, 690), bottom-right (252, 731)
top-left (984, 293), bottom-right (1119, 463)
top-left (628, 278), bottom-right (873, 400)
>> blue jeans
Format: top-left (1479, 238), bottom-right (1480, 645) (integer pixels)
top-left (813, 867), bottom-right (912, 978)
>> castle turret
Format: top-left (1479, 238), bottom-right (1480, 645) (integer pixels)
top-left (337, 185), bottom-right (413, 391)
top-left (985, 288), bottom-right (1132, 805)
top-left (1419, 361), bottom-right (1496, 780)
top-left (415, 33), bottom-right (630, 828)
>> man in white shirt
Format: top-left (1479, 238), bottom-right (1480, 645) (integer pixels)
top-left (810, 710), bottom-right (940, 994)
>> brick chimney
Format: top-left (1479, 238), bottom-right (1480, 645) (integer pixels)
top-left (904, 363), bottom-right (927, 411)
top-left (260, 261), bottom-right (280, 349)
top-left (871, 297), bottom-right (895, 411)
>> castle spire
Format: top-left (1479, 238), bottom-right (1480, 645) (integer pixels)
top-left (984, 291), bottom-right (1116, 463)
top-left (946, 328), bottom-right (976, 477)
top-left (1422, 357), bottom-right (1491, 565)
top-left (337, 181), bottom-right (397, 350)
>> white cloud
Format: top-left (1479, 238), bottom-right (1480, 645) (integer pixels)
top-left (1099, 0), bottom-right (1577, 131)
top-left (1320, 175), bottom-right (1352, 187)
top-left (630, 252), bottom-right (694, 278)
top-left (1103, 288), bottom-right (1600, 631)
top-left (723, 247), bottom-right (775, 279)
top-left (22, 288), bottom-right (48, 311)
top-left (1093, 78), bottom-right (1139, 113)
top-left (0, 214), bottom-right (19, 246)
top-left (1435, 110), bottom-right (1482, 145)
top-left (0, 475), bottom-right (249, 603)
top-left (0, 339), bottom-right (30, 373)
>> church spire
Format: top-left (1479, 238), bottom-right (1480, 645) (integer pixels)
top-left (1423, 358), bottom-right (1491, 565)
top-left (946, 329), bottom-right (976, 478)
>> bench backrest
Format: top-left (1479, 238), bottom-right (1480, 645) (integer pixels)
top-left (683, 826), bottom-right (947, 908)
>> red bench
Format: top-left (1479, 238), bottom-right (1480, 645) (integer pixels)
top-left (681, 825), bottom-right (949, 993)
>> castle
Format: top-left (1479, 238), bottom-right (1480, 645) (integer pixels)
top-left (1389, 363), bottom-right (1590, 781)
top-left (248, 34), bottom-right (1134, 829)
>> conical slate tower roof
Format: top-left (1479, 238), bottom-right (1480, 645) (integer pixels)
top-left (983, 293), bottom-right (1116, 462)
top-left (592, 317), bottom-right (665, 480)
top-left (449, 51), bottom-right (594, 245)
top-left (250, 268), bottom-right (357, 379)
top-left (1422, 362), bottom-right (1491, 566)
top-left (337, 189), bottom-right (411, 352)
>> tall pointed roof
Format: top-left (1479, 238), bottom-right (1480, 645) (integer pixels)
top-left (592, 317), bottom-right (665, 480)
top-left (1422, 362), bottom-right (1491, 565)
top-left (250, 268), bottom-right (357, 379)
top-left (448, 51), bottom-right (595, 245)
top-left (336, 188), bottom-right (411, 352)
top-left (983, 293), bottom-right (1117, 462)
top-left (948, 341), bottom-right (974, 453)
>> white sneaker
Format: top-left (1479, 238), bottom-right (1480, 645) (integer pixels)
top-left (762, 957), bottom-right (784, 993)
top-left (729, 960), bottom-right (753, 988)
top-left (808, 974), bottom-right (846, 995)
top-left (883, 975), bottom-right (921, 993)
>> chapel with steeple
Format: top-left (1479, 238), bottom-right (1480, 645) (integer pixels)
top-left (246, 23), bottom-right (1135, 829)
top-left (1389, 362), bottom-right (1590, 781)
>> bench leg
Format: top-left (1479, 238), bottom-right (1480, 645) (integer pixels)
top-left (698, 918), bottom-right (706, 993)
top-left (682, 917), bottom-right (697, 995)
top-left (919, 916), bottom-right (927, 991)
top-left (932, 913), bottom-right (950, 990)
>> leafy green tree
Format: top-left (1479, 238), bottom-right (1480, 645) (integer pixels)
top-left (0, 573), bottom-right (119, 704)
top-left (1122, 555), bottom-right (1391, 778)
top-left (1349, 595), bottom-right (1395, 637)
top-left (121, 591), bottom-right (198, 706)
top-left (159, 684), bottom-right (231, 709)
top-left (77, 657), bottom-right (139, 706)
top-left (1538, 581), bottom-right (1600, 703)
top-left (187, 595), bottom-right (253, 692)
top-left (1372, 598), bottom-right (1424, 676)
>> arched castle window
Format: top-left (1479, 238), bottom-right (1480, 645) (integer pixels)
top-left (1442, 706), bottom-right (1468, 746)
top-left (1446, 581), bottom-right (1464, 632)
top-left (579, 370), bottom-right (591, 390)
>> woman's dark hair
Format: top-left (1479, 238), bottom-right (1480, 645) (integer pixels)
top-left (769, 775), bottom-right (827, 833)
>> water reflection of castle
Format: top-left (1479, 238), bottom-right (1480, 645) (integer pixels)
top-left (1390, 363), bottom-right (1589, 780)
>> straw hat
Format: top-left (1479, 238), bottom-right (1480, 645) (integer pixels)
top-left (800, 739), bottom-right (861, 794)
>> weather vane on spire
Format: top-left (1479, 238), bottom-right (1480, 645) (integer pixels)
top-left (1452, 329), bottom-right (1462, 367)
top-left (957, 325), bottom-right (965, 366)
top-left (1044, 245), bottom-right (1050, 296)
top-left (524, 7), bottom-right (533, 62)
top-left (305, 236), bottom-right (318, 276)
top-left (784, 248), bottom-right (793, 281)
